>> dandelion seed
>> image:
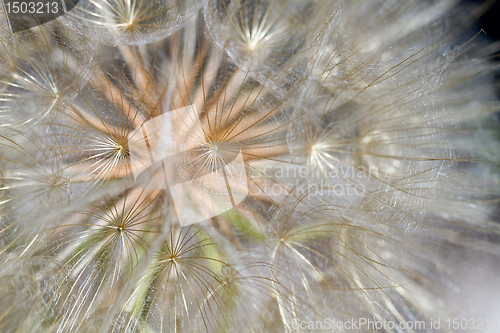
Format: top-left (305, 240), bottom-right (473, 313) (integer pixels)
top-left (69, 0), bottom-right (200, 45)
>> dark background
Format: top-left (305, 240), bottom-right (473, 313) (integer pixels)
top-left (467, 0), bottom-right (500, 120)
top-left (468, 0), bottom-right (500, 42)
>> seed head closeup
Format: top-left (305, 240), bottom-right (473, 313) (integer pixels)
top-left (0, 0), bottom-right (500, 332)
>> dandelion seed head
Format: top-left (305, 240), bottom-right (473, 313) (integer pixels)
top-left (0, 0), bottom-right (500, 332)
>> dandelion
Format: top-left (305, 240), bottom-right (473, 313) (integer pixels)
top-left (0, 0), bottom-right (500, 332)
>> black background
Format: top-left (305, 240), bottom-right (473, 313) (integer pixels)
top-left (467, 0), bottom-right (500, 119)
top-left (468, 0), bottom-right (500, 41)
